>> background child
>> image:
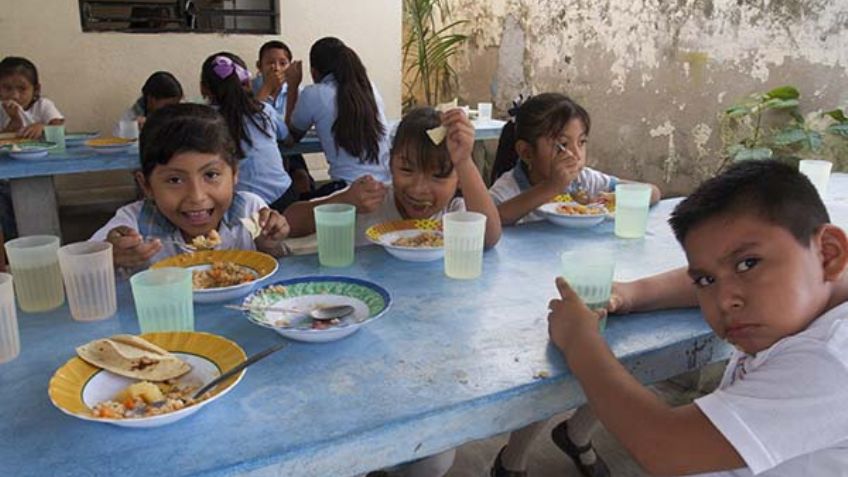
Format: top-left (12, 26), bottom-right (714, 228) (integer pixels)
top-left (90, 103), bottom-right (290, 269)
top-left (285, 107), bottom-right (501, 250)
top-left (117, 71), bottom-right (183, 131)
top-left (489, 93), bottom-right (660, 225)
top-left (549, 160), bottom-right (848, 476)
top-left (285, 36), bottom-right (392, 197)
top-left (201, 52), bottom-right (296, 211)
top-left (252, 40), bottom-right (314, 198)
top-left (0, 56), bottom-right (63, 139)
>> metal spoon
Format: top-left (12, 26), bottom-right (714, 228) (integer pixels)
top-left (192, 342), bottom-right (287, 399)
top-left (225, 304), bottom-right (355, 321)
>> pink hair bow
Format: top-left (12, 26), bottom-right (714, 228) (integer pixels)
top-left (212, 56), bottom-right (251, 83)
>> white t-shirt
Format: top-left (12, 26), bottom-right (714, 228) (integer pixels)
top-left (0, 97), bottom-right (63, 129)
top-left (693, 301), bottom-right (848, 476)
top-left (488, 164), bottom-right (617, 224)
top-left (90, 191), bottom-right (267, 266)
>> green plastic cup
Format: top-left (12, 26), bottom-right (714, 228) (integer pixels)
top-left (130, 268), bottom-right (194, 333)
top-left (443, 211), bottom-right (487, 279)
top-left (614, 183), bottom-right (652, 238)
top-left (43, 125), bottom-right (65, 153)
top-left (561, 249), bottom-right (615, 331)
top-left (314, 204), bottom-right (356, 267)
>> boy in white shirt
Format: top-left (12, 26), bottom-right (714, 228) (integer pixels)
top-left (548, 160), bottom-right (848, 476)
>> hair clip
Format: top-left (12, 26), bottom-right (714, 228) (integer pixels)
top-left (508, 93), bottom-right (532, 118)
top-left (212, 56), bottom-right (251, 83)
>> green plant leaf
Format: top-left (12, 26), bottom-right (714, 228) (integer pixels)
top-left (824, 109), bottom-right (848, 123)
top-left (765, 85), bottom-right (800, 100)
top-left (806, 131), bottom-right (823, 151)
top-left (771, 128), bottom-right (808, 146)
top-left (762, 98), bottom-right (799, 110)
top-left (733, 147), bottom-right (773, 161)
top-left (725, 105), bottom-right (751, 118)
top-left (826, 123), bottom-right (848, 137)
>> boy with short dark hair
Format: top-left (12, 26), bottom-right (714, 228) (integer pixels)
top-left (548, 160), bottom-right (848, 476)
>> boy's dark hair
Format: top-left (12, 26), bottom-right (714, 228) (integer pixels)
top-left (390, 107), bottom-right (453, 177)
top-left (201, 51), bottom-right (270, 159)
top-left (491, 93), bottom-right (590, 183)
top-left (0, 57), bottom-right (40, 106)
top-left (139, 103), bottom-right (238, 179)
top-left (258, 40), bottom-right (292, 62)
top-left (142, 71), bottom-right (183, 102)
top-left (670, 160), bottom-right (830, 246)
top-left (309, 36), bottom-right (385, 165)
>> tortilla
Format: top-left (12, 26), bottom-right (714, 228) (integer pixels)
top-left (76, 335), bottom-right (191, 381)
top-left (240, 212), bottom-right (262, 239)
top-left (426, 99), bottom-right (459, 145)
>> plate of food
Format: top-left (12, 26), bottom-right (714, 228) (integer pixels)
top-left (48, 332), bottom-right (246, 428)
top-left (151, 249), bottom-right (278, 303)
top-left (366, 219), bottom-right (444, 262)
top-left (65, 131), bottom-right (100, 147)
top-left (239, 276), bottom-right (391, 343)
top-left (4, 141), bottom-right (56, 160)
top-left (85, 137), bottom-right (135, 154)
top-left (536, 201), bottom-right (608, 228)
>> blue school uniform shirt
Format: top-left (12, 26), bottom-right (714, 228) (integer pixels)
top-left (290, 74), bottom-right (391, 183)
top-left (250, 75), bottom-right (290, 139)
top-left (235, 102), bottom-right (292, 204)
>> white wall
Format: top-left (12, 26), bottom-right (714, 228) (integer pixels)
top-left (0, 0), bottom-right (402, 133)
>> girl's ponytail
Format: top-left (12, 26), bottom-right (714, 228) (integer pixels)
top-left (491, 120), bottom-right (519, 183)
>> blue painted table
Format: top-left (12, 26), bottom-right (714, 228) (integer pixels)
top-left (0, 199), bottom-right (739, 477)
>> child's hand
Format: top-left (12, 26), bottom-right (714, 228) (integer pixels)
top-left (442, 108), bottom-right (475, 167)
top-left (266, 67), bottom-right (285, 92)
top-left (607, 281), bottom-right (635, 315)
top-left (254, 208), bottom-right (291, 257)
top-left (546, 154), bottom-right (577, 192)
top-left (18, 123), bottom-right (44, 140)
top-left (106, 226), bottom-right (162, 268)
top-left (547, 277), bottom-right (604, 352)
top-left (286, 60), bottom-right (303, 90)
top-left (341, 175), bottom-right (386, 214)
top-left (1, 100), bottom-right (21, 119)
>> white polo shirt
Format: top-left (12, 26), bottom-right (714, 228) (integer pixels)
top-left (0, 97), bottom-right (63, 129)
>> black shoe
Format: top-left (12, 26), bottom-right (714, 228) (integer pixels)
top-left (490, 446), bottom-right (528, 477)
top-left (551, 421), bottom-right (611, 477)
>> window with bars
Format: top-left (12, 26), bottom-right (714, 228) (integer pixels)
top-left (79, 0), bottom-right (278, 34)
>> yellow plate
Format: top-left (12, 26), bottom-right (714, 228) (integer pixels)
top-left (365, 219), bottom-right (444, 262)
top-left (365, 219), bottom-right (442, 243)
top-left (85, 137), bottom-right (135, 148)
top-left (48, 332), bottom-right (247, 428)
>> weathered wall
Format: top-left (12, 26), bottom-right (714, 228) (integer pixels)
top-left (449, 0), bottom-right (848, 194)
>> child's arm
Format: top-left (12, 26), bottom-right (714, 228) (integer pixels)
top-left (617, 178), bottom-right (662, 205)
top-left (255, 69), bottom-right (284, 104)
top-left (496, 154), bottom-right (577, 225)
top-left (284, 60), bottom-right (306, 142)
top-left (608, 266), bottom-right (697, 314)
top-left (2, 101), bottom-right (23, 133)
top-left (548, 277), bottom-right (745, 475)
top-left (283, 176), bottom-right (387, 237)
top-left (254, 207), bottom-right (290, 257)
top-left (442, 109), bottom-right (502, 248)
top-left (105, 226), bottom-right (163, 268)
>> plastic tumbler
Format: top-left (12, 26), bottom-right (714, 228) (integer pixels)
top-left (561, 250), bottom-right (615, 331)
top-left (314, 204), bottom-right (356, 267)
top-left (798, 160), bottom-right (832, 198)
top-left (443, 211), bottom-right (487, 279)
top-left (118, 119), bottom-right (140, 140)
top-left (614, 183), bottom-right (652, 238)
top-left (0, 273), bottom-right (20, 364)
top-left (478, 102), bottom-right (493, 121)
top-left (4, 235), bottom-right (65, 313)
top-left (58, 242), bottom-right (116, 322)
top-left (130, 268), bottom-right (194, 333)
top-left (43, 124), bottom-right (65, 153)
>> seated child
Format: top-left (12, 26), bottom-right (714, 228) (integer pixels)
top-left (90, 103), bottom-right (290, 269)
top-left (489, 93), bottom-right (660, 225)
top-left (548, 160), bottom-right (848, 476)
top-left (285, 106), bottom-right (501, 250)
top-left (117, 71), bottom-right (183, 132)
top-left (0, 56), bottom-right (63, 139)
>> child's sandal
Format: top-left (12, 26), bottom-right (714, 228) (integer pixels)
top-left (489, 445), bottom-right (528, 477)
top-left (551, 421), bottom-right (611, 477)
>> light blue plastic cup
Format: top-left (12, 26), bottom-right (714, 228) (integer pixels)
top-left (614, 183), bottom-right (652, 238)
top-left (561, 249), bottom-right (615, 331)
top-left (314, 204), bottom-right (356, 267)
top-left (130, 268), bottom-right (194, 332)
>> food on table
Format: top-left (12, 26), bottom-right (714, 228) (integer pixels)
top-left (190, 230), bottom-right (221, 251)
top-left (76, 335), bottom-right (191, 381)
top-left (86, 137), bottom-right (134, 147)
top-left (598, 192), bottom-right (616, 212)
top-left (391, 232), bottom-right (444, 248)
top-left (90, 379), bottom-right (212, 419)
top-left (555, 203), bottom-right (606, 216)
top-left (192, 261), bottom-right (258, 289)
top-left (571, 189), bottom-right (591, 205)
top-left (310, 316), bottom-right (342, 330)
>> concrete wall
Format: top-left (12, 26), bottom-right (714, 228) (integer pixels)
top-left (0, 0), bottom-right (402, 133)
top-left (447, 0), bottom-right (848, 194)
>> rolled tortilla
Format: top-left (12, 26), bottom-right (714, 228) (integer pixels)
top-left (76, 334), bottom-right (191, 381)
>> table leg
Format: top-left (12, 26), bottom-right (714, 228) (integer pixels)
top-left (10, 176), bottom-right (62, 237)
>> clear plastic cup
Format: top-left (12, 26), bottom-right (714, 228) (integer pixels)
top-left (58, 241), bottom-right (117, 322)
top-left (443, 211), bottom-right (487, 279)
top-left (0, 273), bottom-right (20, 364)
top-left (130, 268), bottom-right (194, 333)
top-left (118, 119), bottom-right (140, 140)
top-left (43, 124), bottom-right (65, 153)
top-left (614, 183), bottom-right (652, 239)
top-left (561, 250), bottom-right (615, 331)
top-left (798, 159), bottom-right (832, 198)
top-left (314, 204), bottom-right (356, 267)
top-left (477, 102), bottom-right (493, 121)
top-left (3, 235), bottom-right (65, 313)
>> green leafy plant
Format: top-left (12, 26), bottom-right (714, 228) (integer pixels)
top-left (402, 0), bottom-right (468, 109)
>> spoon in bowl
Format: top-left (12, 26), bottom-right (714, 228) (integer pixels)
top-left (192, 341), bottom-right (287, 399)
top-left (224, 304), bottom-right (355, 321)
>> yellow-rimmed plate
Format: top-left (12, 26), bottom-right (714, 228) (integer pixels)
top-left (85, 137), bottom-right (134, 155)
top-left (152, 250), bottom-right (279, 303)
top-left (537, 202), bottom-right (607, 228)
top-left (48, 332), bottom-right (247, 428)
top-left (366, 219), bottom-right (444, 262)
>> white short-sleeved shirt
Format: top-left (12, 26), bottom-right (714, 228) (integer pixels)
top-left (90, 191), bottom-right (267, 266)
top-left (488, 164), bottom-right (618, 224)
top-left (290, 74), bottom-right (391, 183)
top-left (692, 301), bottom-right (848, 476)
top-left (235, 103), bottom-right (292, 204)
top-left (352, 185), bottom-right (465, 245)
top-left (0, 97), bottom-right (63, 129)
